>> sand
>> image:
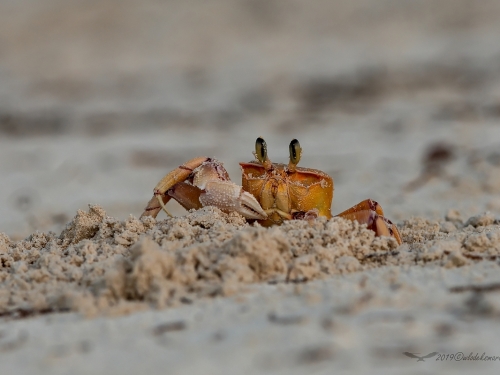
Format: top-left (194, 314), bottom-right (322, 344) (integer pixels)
top-left (2, 203), bottom-right (500, 319)
top-left (2, 202), bottom-right (500, 315)
top-left (2, 207), bottom-right (500, 374)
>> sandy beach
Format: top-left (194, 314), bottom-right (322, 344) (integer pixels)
top-left (2, 0), bottom-right (500, 374)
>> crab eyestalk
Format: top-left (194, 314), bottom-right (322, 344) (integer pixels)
top-left (255, 137), bottom-right (272, 170)
top-left (288, 138), bottom-right (302, 173)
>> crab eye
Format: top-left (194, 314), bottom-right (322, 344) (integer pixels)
top-left (255, 137), bottom-right (267, 163)
top-left (289, 139), bottom-right (302, 165)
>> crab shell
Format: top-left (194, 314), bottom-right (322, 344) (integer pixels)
top-left (240, 161), bottom-right (333, 227)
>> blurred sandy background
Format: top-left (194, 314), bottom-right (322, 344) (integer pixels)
top-left (2, 0), bottom-right (500, 238)
top-left (2, 1), bottom-right (500, 374)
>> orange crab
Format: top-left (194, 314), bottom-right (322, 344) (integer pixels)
top-left (141, 137), bottom-right (402, 245)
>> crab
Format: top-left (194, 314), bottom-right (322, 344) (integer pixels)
top-left (140, 137), bottom-right (402, 245)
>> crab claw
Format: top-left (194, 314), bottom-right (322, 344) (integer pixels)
top-left (336, 199), bottom-right (402, 245)
top-left (200, 180), bottom-right (267, 220)
top-left (237, 189), bottom-right (268, 220)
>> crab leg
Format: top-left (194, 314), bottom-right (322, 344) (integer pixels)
top-left (141, 157), bottom-right (209, 218)
top-left (336, 198), bottom-right (385, 217)
top-left (140, 182), bottom-right (204, 218)
top-left (167, 182), bottom-right (203, 211)
top-left (141, 194), bottom-right (172, 219)
top-left (154, 156), bottom-right (209, 196)
top-left (336, 199), bottom-right (402, 245)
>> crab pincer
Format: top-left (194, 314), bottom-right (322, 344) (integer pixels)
top-left (140, 157), bottom-right (267, 220)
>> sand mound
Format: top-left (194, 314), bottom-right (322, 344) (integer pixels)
top-left (0, 205), bottom-right (499, 317)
